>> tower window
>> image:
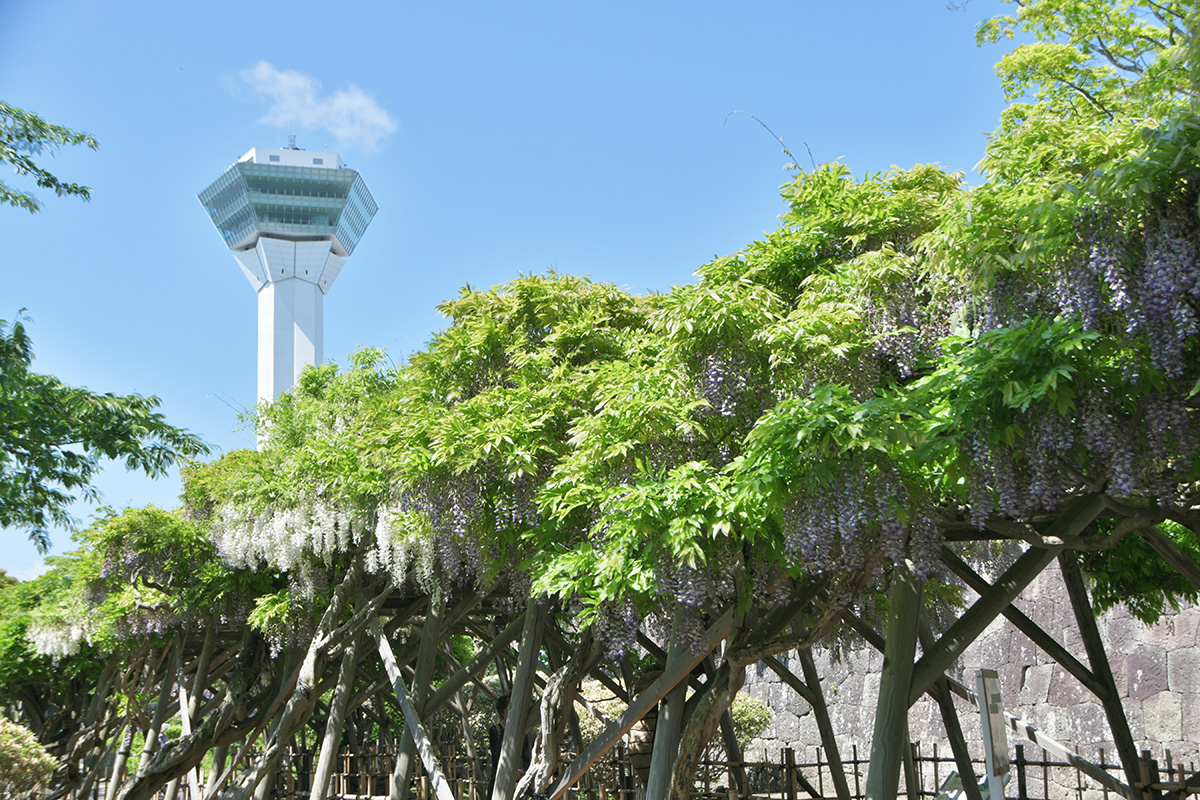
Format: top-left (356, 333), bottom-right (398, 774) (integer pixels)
top-left (269, 155), bottom-right (280, 162)
top-left (313, 158), bottom-right (323, 165)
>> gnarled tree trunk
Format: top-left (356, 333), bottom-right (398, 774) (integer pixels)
top-left (515, 629), bottom-right (601, 798)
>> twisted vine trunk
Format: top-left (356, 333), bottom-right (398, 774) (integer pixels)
top-left (668, 658), bottom-right (745, 800)
top-left (111, 629), bottom-right (270, 800)
top-left (514, 630), bottom-right (601, 798)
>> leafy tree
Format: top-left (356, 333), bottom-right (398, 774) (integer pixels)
top-left (0, 102), bottom-right (98, 213)
top-left (0, 314), bottom-right (209, 550)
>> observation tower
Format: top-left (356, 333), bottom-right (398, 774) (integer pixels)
top-left (198, 145), bottom-right (378, 405)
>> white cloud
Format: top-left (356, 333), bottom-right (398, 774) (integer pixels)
top-left (239, 61), bottom-right (398, 154)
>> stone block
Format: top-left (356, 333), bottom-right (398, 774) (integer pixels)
top-left (1048, 666), bottom-right (1091, 707)
top-left (1142, 691), bottom-right (1183, 742)
top-left (1036, 705), bottom-right (1070, 743)
top-left (1123, 694), bottom-right (1145, 741)
top-left (745, 681), bottom-right (770, 703)
top-left (1017, 663), bottom-right (1054, 706)
top-left (1007, 628), bottom-right (1040, 667)
top-left (1057, 701), bottom-right (1108, 744)
top-left (770, 682), bottom-right (790, 710)
top-left (1183, 693), bottom-right (1200, 747)
top-left (976, 621), bottom-right (1013, 670)
top-left (1143, 608), bottom-right (1200, 651)
top-left (1059, 625), bottom-right (1081, 653)
top-left (1128, 646), bottom-right (1169, 700)
top-left (836, 672), bottom-right (863, 706)
top-left (1179, 608), bottom-right (1200, 647)
top-left (1167, 647), bottom-right (1200, 694)
top-left (774, 710), bottom-right (803, 743)
top-left (998, 661), bottom-right (1025, 701)
top-left (1105, 613), bottom-right (1143, 653)
top-left (862, 670), bottom-right (880, 705)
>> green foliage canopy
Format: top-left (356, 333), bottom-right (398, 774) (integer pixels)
top-left (14, 0), bottom-right (1200, 667)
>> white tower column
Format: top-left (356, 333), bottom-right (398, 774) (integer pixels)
top-left (257, 278), bottom-right (324, 404)
top-left (232, 236), bottom-right (346, 404)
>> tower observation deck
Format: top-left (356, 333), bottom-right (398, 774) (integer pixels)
top-left (198, 146), bottom-right (378, 407)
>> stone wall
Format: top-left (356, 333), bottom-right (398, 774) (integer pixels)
top-left (742, 561), bottom-right (1200, 790)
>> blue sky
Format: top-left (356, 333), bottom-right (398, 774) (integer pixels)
top-left (2, 0), bottom-right (1012, 578)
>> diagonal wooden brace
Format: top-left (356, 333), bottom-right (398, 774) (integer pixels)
top-left (370, 616), bottom-right (455, 800)
top-left (546, 607), bottom-right (734, 800)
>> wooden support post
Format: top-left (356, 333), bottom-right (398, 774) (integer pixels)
top-left (865, 561), bottom-right (923, 800)
top-left (104, 726), bottom-right (135, 800)
top-left (798, 647), bottom-right (852, 800)
top-left (1059, 552), bottom-right (1142, 798)
top-left (1016, 744), bottom-right (1028, 800)
top-left (186, 626), bottom-right (216, 800)
top-left (917, 614), bottom-right (982, 800)
top-left (372, 615), bottom-right (456, 800)
top-left (903, 736), bottom-right (920, 800)
top-left (785, 747), bottom-right (798, 800)
top-left (453, 688), bottom-right (477, 761)
top-left (646, 633), bottom-right (687, 800)
top-left (717, 707), bottom-right (745, 797)
top-left (492, 601), bottom-right (547, 800)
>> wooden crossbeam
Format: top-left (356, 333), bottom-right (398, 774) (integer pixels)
top-left (910, 494), bottom-right (1105, 704)
top-left (370, 617), bottom-right (455, 800)
top-left (546, 606), bottom-right (734, 800)
top-left (940, 547), bottom-right (1108, 699)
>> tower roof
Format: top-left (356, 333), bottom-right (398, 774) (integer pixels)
top-left (197, 148), bottom-right (378, 256)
